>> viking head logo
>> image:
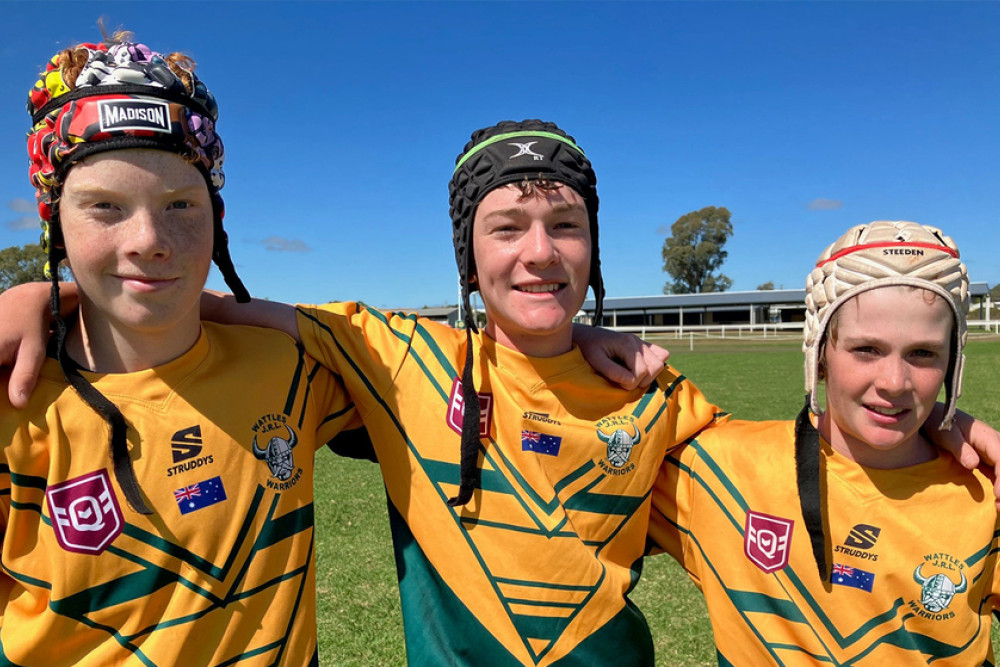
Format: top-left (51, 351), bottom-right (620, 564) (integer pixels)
top-left (913, 564), bottom-right (967, 613)
top-left (597, 424), bottom-right (641, 468)
top-left (253, 425), bottom-right (299, 480)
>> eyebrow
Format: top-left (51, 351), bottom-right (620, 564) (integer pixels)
top-left (64, 183), bottom-right (206, 198)
top-left (481, 202), bottom-right (587, 221)
top-left (841, 334), bottom-right (949, 350)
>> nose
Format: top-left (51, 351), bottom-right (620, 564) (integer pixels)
top-left (874, 356), bottom-right (911, 395)
top-left (522, 222), bottom-right (558, 267)
top-left (123, 209), bottom-right (171, 260)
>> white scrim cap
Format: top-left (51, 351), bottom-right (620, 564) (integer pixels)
top-left (803, 221), bottom-right (969, 429)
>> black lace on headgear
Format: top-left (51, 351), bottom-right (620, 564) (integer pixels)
top-left (445, 120), bottom-right (603, 506)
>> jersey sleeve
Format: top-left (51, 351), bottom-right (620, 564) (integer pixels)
top-left (295, 302), bottom-right (419, 420)
top-left (299, 352), bottom-right (361, 450)
top-left (646, 438), bottom-right (703, 586)
top-left (664, 369), bottom-right (728, 449)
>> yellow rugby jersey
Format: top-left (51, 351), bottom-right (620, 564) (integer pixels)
top-left (651, 419), bottom-right (1000, 666)
top-left (297, 302), bottom-right (725, 666)
top-left (0, 323), bottom-right (358, 666)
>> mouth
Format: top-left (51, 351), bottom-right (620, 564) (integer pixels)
top-left (514, 283), bottom-right (564, 294)
top-left (865, 404), bottom-right (909, 418)
top-left (117, 275), bottom-right (178, 291)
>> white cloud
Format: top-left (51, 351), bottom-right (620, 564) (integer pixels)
top-left (807, 198), bottom-right (843, 211)
top-left (5, 216), bottom-right (37, 231)
top-left (8, 198), bottom-right (34, 213)
top-left (261, 236), bottom-right (311, 253)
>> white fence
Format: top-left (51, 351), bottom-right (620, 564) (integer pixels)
top-left (607, 320), bottom-right (1000, 343)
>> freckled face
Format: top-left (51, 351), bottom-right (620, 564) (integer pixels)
top-left (471, 184), bottom-right (591, 357)
top-left (821, 286), bottom-right (952, 468)
top-left (59, 149), bottom-right (214, 342)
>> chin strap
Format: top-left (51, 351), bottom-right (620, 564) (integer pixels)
top-left (794, 395), bottom-right (825, 580)
top-left (49, 277), bottom-right (153, 515)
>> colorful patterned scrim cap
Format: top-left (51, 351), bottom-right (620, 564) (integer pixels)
top-left (26, 38), bottom-right (246, 300)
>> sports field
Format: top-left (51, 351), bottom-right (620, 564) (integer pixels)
top-left (313, 336), bottom-right (1000, 665)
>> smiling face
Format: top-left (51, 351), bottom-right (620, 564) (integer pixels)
top-left (471, 182), bottom-right (591, 357)
top-left (819, 286), bottom-right (953, 469)
top-left (59, 149), bottom-right (214, 369)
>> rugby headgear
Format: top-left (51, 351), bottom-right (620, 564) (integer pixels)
top-left (803, 220), bottom-right (968, 428)
top-left (25, 36), bottom-right (250, 515)
top-left (27, 38), bottom-right (247, 300)
top-left (796, 220), bottom-right (969, 580)
top-left (445, 120), bottom-right (603, 506)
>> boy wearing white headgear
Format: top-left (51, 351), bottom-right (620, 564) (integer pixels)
top-left (649, 221), bottom-right (998, 664)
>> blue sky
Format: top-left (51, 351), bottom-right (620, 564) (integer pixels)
top-left (2, 1), bottom-right (997, 308)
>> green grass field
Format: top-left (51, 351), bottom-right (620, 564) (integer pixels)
top-left (313, 336), bottom-right (1000, 665)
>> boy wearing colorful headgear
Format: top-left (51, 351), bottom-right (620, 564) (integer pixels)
top-left (0, 33), bottom-right (361, 664)
top-left (651, 221), bottom-right (999, 664)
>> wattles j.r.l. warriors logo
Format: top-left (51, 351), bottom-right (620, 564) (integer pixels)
top-left (908, 553), bottom-right (968, 620)
top-left (46, 469), bottom-right (124, 555)
top-left (595, 415), bottom-right (641, 476)
top-left (251, 413), bottom-right (303, 491)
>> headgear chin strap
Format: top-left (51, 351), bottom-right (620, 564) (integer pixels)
top-left (796, 220), bottom-right (969, 581)
top-left (26, 37), bottom-right (251, 514)
top-left (445, 120), bottom-right (603, 506)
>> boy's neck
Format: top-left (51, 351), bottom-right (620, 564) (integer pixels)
top-left (817, 413), bottom-right (938, 470)
top-left (67, 306), bottom-right (202, 373)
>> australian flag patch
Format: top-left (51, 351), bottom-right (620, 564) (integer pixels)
top-left (831, 563), bottom-right (875, 592)
top-left (521, 430), bottom-right (562, 456)
top-left (173, 476), bottom-right (228, 515)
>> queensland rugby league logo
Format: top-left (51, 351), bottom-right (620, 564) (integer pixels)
top-left (251, 413), bottom-right (303, 492)
top-left (595, 415), bottom-right (641, 476)
top-left (46, 469), bottom-right (124, 555)
top-left (744, 510), bottom-right (793, 573)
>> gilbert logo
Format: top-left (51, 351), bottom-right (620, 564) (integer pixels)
top-left (508, 141), bottom-right (544, 161)
top-left (446, 378), bottom-right (493, 437)
top-left (98, 98), bottom-right (171, 133)
top-left (46, 469), bottom-right (124, 555)
top-left (744, 510), bottom-right (793, 573)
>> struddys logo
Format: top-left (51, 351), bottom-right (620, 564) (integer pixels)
top-left (595, 415), bottom-right (642, 476)
top-left (97, 98), bottom-right (171, 133)
top-left (834, 523), bottom-right (881, 562)
top-left (251, 413), bottom-right (303, 492)
top-left (908, 553), bottom-right (969, 620)
top-left (744, 510), bottom-right (793, 574)
top-left (46, 470), bottom-right (124, 555)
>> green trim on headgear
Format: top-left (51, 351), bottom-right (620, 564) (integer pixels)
top-left (453, 131), bottom-right (586, 173)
